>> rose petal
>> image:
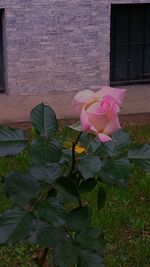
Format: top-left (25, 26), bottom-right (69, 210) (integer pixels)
top-left (80, 106), bottom-right (92, 131)
top-left (100, 95), bottom-right (120, 114)
top-left (87, 96), bottom-right (119, 120)
top-left (90, 125), bottom-right (112, 142)
top-left (96, 86), bottom-right (126, 106)
top-left (73, 90), bottom-right (96, 115)
top-left (86, 102), bottom-right (100, 113)
top-left (90, 125), bottom-right (99, 134)
top-left (103, 114), bottom-right (121, 135)
top-left (98, 133), bottom-right (112, 142)
top-left (87, 111), bottom-right (110, 132)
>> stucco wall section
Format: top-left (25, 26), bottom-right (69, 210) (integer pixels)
top-left (0, 0), bottom-right (150, 95)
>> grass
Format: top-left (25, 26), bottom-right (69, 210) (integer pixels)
top-left (0, 125), bottom-right (150, 267)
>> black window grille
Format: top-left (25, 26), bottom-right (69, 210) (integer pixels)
top-left (110, 4), bottom-right (150, 85)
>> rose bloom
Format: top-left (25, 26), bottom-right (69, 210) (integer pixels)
top-left (73, 86), bottom-right (126, 142)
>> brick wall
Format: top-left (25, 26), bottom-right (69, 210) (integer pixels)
top-left (0, 0), bottom-right (150, 95)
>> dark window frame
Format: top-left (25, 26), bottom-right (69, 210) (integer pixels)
top-left (110, 3), bottom-right (150, 86)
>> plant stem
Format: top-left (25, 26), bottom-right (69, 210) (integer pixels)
top-left (68, 132), bottom-right (83, 207)
top-left (69, 132), bottom-right (82, 176)
top-left (38, 247), bottom-right (49, 267)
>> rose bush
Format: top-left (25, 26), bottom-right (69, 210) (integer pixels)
top-left (73, 86), bottom-right (126, 142)
top-left (0, 92), bottom-right (149, 267)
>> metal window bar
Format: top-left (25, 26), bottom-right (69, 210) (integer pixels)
top-left (110, 4), bottom-right (150, 85)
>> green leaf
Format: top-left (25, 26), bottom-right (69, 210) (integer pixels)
top-left (101, 158), bottom-right (131, 187)
top-left (36, 221), bottom-right (67, 247)
top-left (75, 227), bottom-right (103, 251)
top-left (79, 179), bottom-right (97, 193)
top-left (0, 208), bottom-right (34, 245)
top-left (78, 250), bottom-right (104, 267)
top-left (3, 172), bottom-right (41, 206)
top-left (112, 129), bottom-right (129, 150)
top-left (68, 121), bottom-right (83, 132)
top-left (78, 155), bottom-right (101, 179)
top-left (97, 187), bottom-right (106, 210)
top-left (128, 144), bottom-right (150, 159)
top-left (60, 149), bottom-right (72, 164)
top-left (34, 198), bottom-right (65, 227)
top-left (132, 159), bottom-right (150, 173)
top-left (57, 177), bottom-right (79, 198)
top-left (67, 206), bottom-right (92, 232)
top-left (30, 103), bottom-right (58, 137)
top-left (94, 129), bottom-right (129, 158)
top-left (57, 187), bottom-right (77, 205)
top-left (30, 138), bottom-right (62, 165)
top-left (88, 137), bottom-right (101, 154)
top-left (54, 238), bottom-right (80, 267)
top-left (29, 163), bottom-right (61, 184)
top-left (79, 133), bottom-right (92, 148)
top-left (128, 144), bottom-right (150, 173)
top-left (0, 126), bottom-right (28, 156)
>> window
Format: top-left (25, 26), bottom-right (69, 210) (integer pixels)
top-left (110, 4), bottom-right (150, 85)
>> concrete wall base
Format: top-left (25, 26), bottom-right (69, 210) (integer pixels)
top-left (0, 85), bottom-right (149, 124)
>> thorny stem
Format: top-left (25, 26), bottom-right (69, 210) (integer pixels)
top-left (68, 132), bottom-right (83, 207)
top-left (69, 132), bottom-right (82, 176)
top-left (36, 133), bottom-right (83, 267)
top-left (35, 247), bottom-right (49, 267)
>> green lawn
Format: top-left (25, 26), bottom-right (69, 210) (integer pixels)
top-left (0, 125), bottom-right (150, 267)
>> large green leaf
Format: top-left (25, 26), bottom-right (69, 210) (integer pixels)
top-left (0, 127), bottom-right (28, 156)
top-left (75, 227), bottom-right (103, 252)
top-left (3, 172), bottom-right (41, 206)
top-left (34, 198), bottom-right (65, 227)
top-left (100, 158), bottom-right (131, 187)
top-left (67, 206), bottom-right (92, 232)
top-left (79, 133), bottom-right (92, 148)
top-left (88, 137), bottom-right (101, 154)
top-left (78, 155), bottom-right (101, 179)
top-left (60, 149), bottom-right (72, 164)
top-left (36, 221), bottom-right (67, 247)
top-left (94, 129), bottom-right (129, 158)
top-left (54, 238), bottom-right (80, 267)
top-left (128, 144), bottom-right (150, 173)
top-left (79, 179), bottom-right (97, 193)
top-left (0, 208), bottom-right (34, 245)
top-left (30, 103), bottom-right (58, 137)
top-left (131, 159), bottom-right (150, 173)
top-left (78, 250), bottom-right (104, 267)
top-left (111, 129), bottom-right (129, 153)
top-left (57, 187), bottom-right (78, 205)
top-left (97, 187), bottom-right (106, 210)
top-left (57, 177), bottom-right (79, 198)
top-left (128, 144), bottom-right (150, 159)
top-left (29, 138), bottom-right (62, 165)
top-left (29, 163), bottom-right (61, 184)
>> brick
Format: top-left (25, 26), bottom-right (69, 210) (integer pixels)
top-left (0, 0), bottom-right (150, 96)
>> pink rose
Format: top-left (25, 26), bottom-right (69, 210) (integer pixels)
top-left (73, 86), bottom-right (126, 142)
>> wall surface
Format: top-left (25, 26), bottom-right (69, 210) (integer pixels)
top-left (0, 0), bottom-right (109, 95)
top-left (0, 0), bottom-right (150, 100)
